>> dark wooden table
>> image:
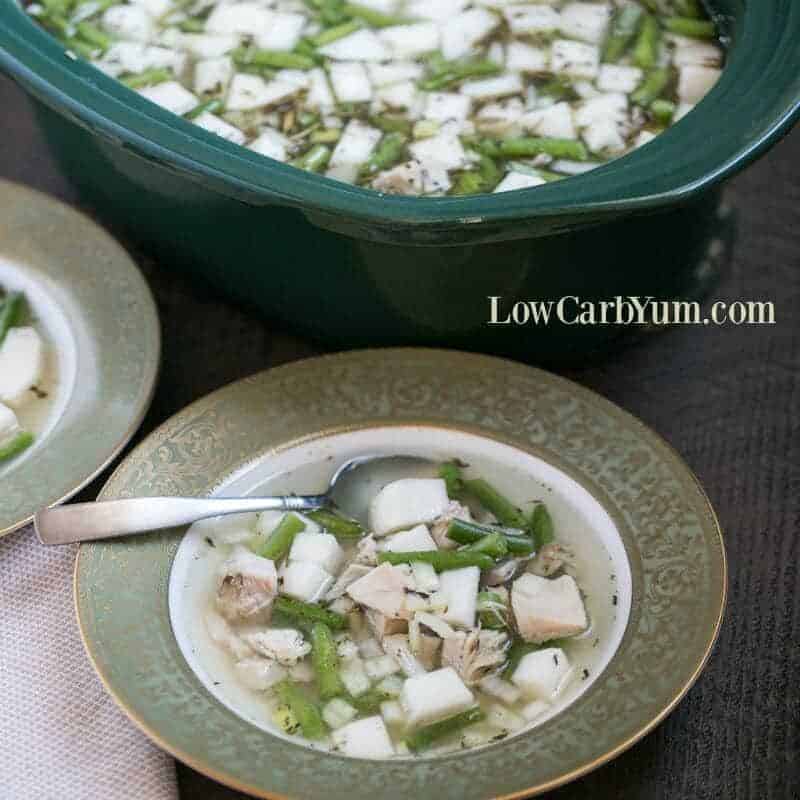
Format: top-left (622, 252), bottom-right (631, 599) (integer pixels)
top-left (1, 73), bottom-right (797, 800)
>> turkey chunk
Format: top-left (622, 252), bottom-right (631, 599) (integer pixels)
top-left (346, 562), bottom-right (414, 620)
top-left (242, 628), bottom-right (310, 666)
top-left (511, 574), bottom-right (588, 644)
top-left (441, 628), bottom-right (509, 686)
top-left (216, 546), bottom-right (278, 623)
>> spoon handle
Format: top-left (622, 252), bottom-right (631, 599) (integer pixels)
top-left (34, 495), bottom-right (328, 545)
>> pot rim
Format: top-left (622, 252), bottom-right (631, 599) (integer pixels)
top-left (1, 0), bottom-right (799, 231)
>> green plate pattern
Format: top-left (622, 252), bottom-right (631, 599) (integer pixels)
top-left (75, 349), bottom-right (726, 800)
top-left (0, 179), bottom-right (160, 535)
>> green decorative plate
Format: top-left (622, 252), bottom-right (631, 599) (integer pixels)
top-left (75, 349), bottom-right (726, 799)
top-left (0, 179), bottom-right (160, 535)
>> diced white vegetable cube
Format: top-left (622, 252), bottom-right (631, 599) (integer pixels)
top-left (423, 92), bottom-right (472, 125)
top-left (205, 2), bottom-right (271, 36)
top-left (254, 12), bottom-right (306, 51)
top-left (597, 64), bottom-right (643, 94)
top-left (511, 647), bottom-right (572, 700)
top-left (378, 22), bottom-right (440, 59)
top-left (521, 101), bottom-right (577, 139)
top-left (274, 69), bottom-right (311, 90)
top-left (493, 171), bottom-right (547, 193)
top-left (504, 5), bottom-right (561, 35)
top-left (400, 667), bottom-right (475, 727)
top-left (193, 112), bottom-right (246, 145)
top-left (138, 81), bottom-right (198, 115)
top-left (376, 673), bottom-right (405, 697)
top-left (193, 56), bottom-right (234, 95)
top-left (129, 0), bottom-right (170, 16)
top-left (438, 566), bottom-right (479, 628)
top-left (669, 35), bottom-right (724, 68)
top-left (288, 531), bottom-right (345, 574)
top-left (441, 8), bottom-right (498, 61)
top-left (633, 129), bottom-right (657, 148)
top-left (340, 657), bottom-right (372, 696)
top-left (364, 654), bottom-right (401, 680)
top-left (331, 716), bottom-right (395, 759)
top-left (459, 73), bottom-right (524, 101)
top-left (559, 2), bottom-right (611, 44)
top-left (550, 39), bottom-right (600, 80)
top-left (176, 33), bottom-right (239, 59)
top-left (409, 561), bottom-right (440, 594)
top-left (281, 560), bottom-right (334, 602)
top-left (380, 700), bottom-right (406, 727)
top-left (98, 42), bottom-right (185, 78)
top-left (369, 478), bottom-right (450, 536)
top-left (406, 0), bottom-right (467, 22)
top-left (306, 67), bottom-right (336, 110)
top-left (511, 573), bottom-right (588, 643)
top-left (248, 127), bottom-right (292, 162)
top-left (242, 628), bottom-right (311, 666)
top-left (678, 65), bottom-right (721, 105)
top-left (234, 657), bottom-right (287, 691)
top-left (506, 41), bottom-right (549, 73)
top-left (319, 28), bottom-right (391, 61)
top-left (382, 524), bottom-right (438, 553)
top-left (322, 697), bottom-right (359, 729)
top-left (575, 92), bottom-right (629, 153)
top-left (328, 61), bottom-right (373, 103)
top-left (327, 119), bottom-right (383, 183)
top-left (377, 81), bottom-right (420, 112)
top-left (102, 5), bottom-right (153, 42)
top-left (229, 75), bottom-right (302, 111)
top-left (0, 327), bottom-right (44, 408)
top-left (367, 61), bottom-right (424, 87)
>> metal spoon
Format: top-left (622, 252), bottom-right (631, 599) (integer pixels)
top-left (34, 454), bottom-right (437, 545)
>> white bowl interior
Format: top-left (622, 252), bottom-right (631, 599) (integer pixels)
top-left (169, 425), bottom-right (633, 756)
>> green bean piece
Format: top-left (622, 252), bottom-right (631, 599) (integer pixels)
top-left (663, 16), bottom-right (716, 38)
top-left (477, 591), bottom-right (508, 630)
top-left (438, 461), bottom-right (465, 498)
top-left (0, 431), bottom-right (34, 463)
top-left (673, 0), bottom-right (705, 17)
top-left (178, 18), bottom-right (206, 32)
top-left (461, 478), bottom-right (529, 529)
top-left (233, 47), bottom-right (316, 71)
top-left (502, 639), bottom-right (542, 678)
top-left (310, 19), bottom-right (362, 46)
top-left (273, 597), bottom-right (349, 630)
top-left (305, 0), bottom-right (350, 26)
top-left (306, 509), bottom-right (364, 539)
top-left (631, 66), bottom-right (673, 107)
top-left (537, 76), bottom-right (579, 102)
top-left (311, 623), bottom-right (345, 700)
top-left (0, 292), bottom-right (24, 346)
top-left (342, 2), bottom-right (411, 27)
top-left (310, 128), bottom-right (342, 144)
top-left (349, 688), bottom-right (393, 714)
top-left (446, 519), bottom-right (534, 556)
top-left (602, 4), bottom-right (644, 63)
top-left (292, 144), bottom-right (332, 172)
top-left (451, 171), bottom-right (485, 196)
top-left (405, 707), bottom-right (485, 751)
top-left (360, 132), bottom-right (407, 177)
top-left (461, 532), bottom-right (508, 560)
top-left (650, 98), bottom-right (676, 124)
top-left (185, 98), bottom-right (223, 120)
top-left (378, 550), bottom-right (494, 572)
top-left (632, 13), bottom-right (661, 69)
top-left (496, 138), bottom-right (589, 162)
top-left (419, 58), bottom-right (501, 91)
top-left (121, 68), bottom-right (173, 89)
top-left (529, 503), bottom-right (555, 550)
top-left (273, 680), bottom-right (327, 739)
top-left (257, 513), bottom-right (306, 560)
top-left (75, 21), bottom-right (111, 51)
top-left (368, 114), bottom-right (413, 135)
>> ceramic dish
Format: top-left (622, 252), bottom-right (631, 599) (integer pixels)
top-left (75, 348), bottom-right (726, 799)
top-left (0, 179), bottom-right (160, 536)
top-left (0, 2), bottom-right (797, 361)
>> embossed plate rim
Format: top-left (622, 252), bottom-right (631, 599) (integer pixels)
top-left (0, 178), bottom-right (160, 535)
top-left (74, 348), bottom-right (726, 800)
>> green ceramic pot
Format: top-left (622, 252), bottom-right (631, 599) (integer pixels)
top-left (1, 1), bottom-right (798, 362)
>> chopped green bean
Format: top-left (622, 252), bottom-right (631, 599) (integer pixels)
top-left (497, 138), bottom-right (589, 161)
top-left (451, 170), bottom-right (486, 196)
top-left (0, 292), bottom-right (24, 346)
top-left (185, 98), bottom-right (223, 120)
top-left (529, 503), bottom-right (555, 550)
top-left (342, 2), bottom-right (411, 28)
top-left (360, 132), bottom-right (407, 177)
top-left (650, 98), bottom-right (676, 124)
top-left (273, 597), bottom-right (349, 630)
top-left (632, 13), bottom-right (661, 69)
top-left (537, 76), bottom-right (579, 102)
top-left (378, 550), bottom-right (494, 572)
top-left (446, 519), bottom-right (534, 556)
top-left (257, 513), bottom-right (305, 560)
top-left (0, 431), bottom-right (34, 463)
top-left (368, 115), bottom-right (413, 135)
top-left (631, 66), bottom-right (672, 107)
top-left (75, 21), bottom-right (111, 51)
top-left (121, 68), bottom-right (173, 89)
top-left (462, 478), bottom-right (529, 529)
top-left (674, 0), bottom-right (705, 17)
top-left (178, 18), bottom-right (206, 32)
top-left (311, 623), bottom-right (346, 700)
top-left (602, 4), bottom-right (644, 63)
top-left (405, 707), bottom-right (485, 751)
top-left (309, 128), bottom-right (342, 144)
top-left (273, 680), bottom-right (327, 739)
top-left (307, 509), bottom-right (364, 539)
top-left (461, 532), bottom-right (508, 560)
top-left (438, 461), bottom-right (466, 498)
top-left (310, 18), bottom-right (362, 46)
top-left (349, 688), bottom-right (393, 714)
top-left (291, 144), bottom-right (332, 172)
top-left (419, 58), bottom-right (500, 91)
top-left (233, 47), bottom-right (316, 70)
top-left (663, 16), bottom-right (716, 38)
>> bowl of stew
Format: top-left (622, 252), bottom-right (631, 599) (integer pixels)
top-left (1, 1), bottom-right (798, 361)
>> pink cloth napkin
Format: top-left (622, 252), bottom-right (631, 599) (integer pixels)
top-left (0, 525), bottom-right (178, 800)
